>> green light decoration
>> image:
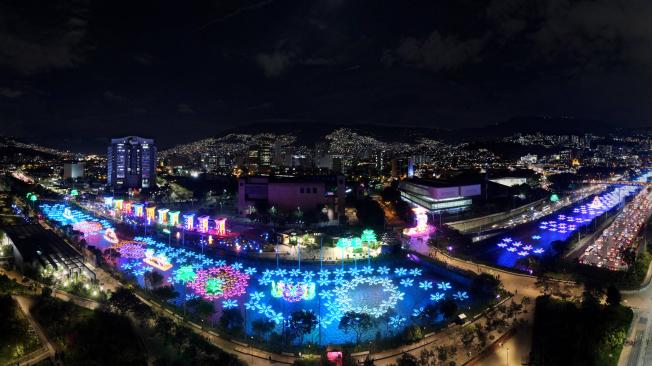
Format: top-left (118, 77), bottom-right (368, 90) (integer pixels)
top-left (361, 229), bottom-right (377, 243)
top-left (336, 238), bottom-right (352, 248)
top-left (350, 237), bottom-right (362, 248)
top-left (174, 266), bottom-right (196, 283)
top-left (26, 192), bottom-right (38, 202)
top-left (70, 189), bottom-right (79, 196)
top-left (550, 194), bottom-right (560, 202)
top-left (205, 278), bottom-right (224, 295)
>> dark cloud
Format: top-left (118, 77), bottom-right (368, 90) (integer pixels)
top-left (0, 2), bottom-right (89, 74)
top-left (0, 87), bottom-right (23, 98)
top-left (396, 32), bottom-right (488, 72)
top-left (256, 52), bottom-right (292, 77)
top-left (177, 103), bottom-right (196, 114)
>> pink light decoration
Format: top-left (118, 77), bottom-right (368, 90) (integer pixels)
top-left (198, 216), bottom-right (209, 233)
top-left (404, 207), bottom-right (434, 236)
top-left (215, 217), bottom-right (227, 236)
top-left (104, 228), bottom-right (119, 243)
top-left (72, 221), bottom-right (104, 236)
top-left (187, 266), bottom-right (250, 301)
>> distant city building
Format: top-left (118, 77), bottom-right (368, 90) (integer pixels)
top-left (238, 175), bottom-right (345, 219)
top-left (63, 161), bottom-right (85, 179)
top-left (107, 136), bottom-right (156, 190)
top-left (489, 177), bottom-right (527, 187)
top-left (519, 154), bottom-right (538, 165)
top-left (399, 177), bottom-right (481, 212)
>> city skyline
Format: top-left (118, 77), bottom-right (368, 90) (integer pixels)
top-left (3, 1), bottom-right (652, 151)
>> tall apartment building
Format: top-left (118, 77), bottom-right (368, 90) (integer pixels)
top-left (107, 136), bottom-right (156, 190)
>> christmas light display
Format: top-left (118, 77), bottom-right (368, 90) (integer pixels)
top-left (187, 266), bottom-right (250, 300)
top-left (146, 206), bottom-right (156, 221)
top-left (198, 216), bottom-right (209, 233)
top-left (157, 209), bottom-right (169, 225)
top-left (173, 265), bottom-right (196, 283)
top-left (404, 207), bottom-right (434, 236)
top-left (270, 280), bottom-right (316, 302)
top-left (184, 214), bottom-right (194, 230)
top-left (63, 207), bottom-right (74, 220)
top-left (73, 221), bottom-right (104, 236)
top-left (124, 201), bottom-right (133, 215)
top-left (103, 228), bottom-right (119, 243)
top-left (143, 249), bottom-right (173, 271)
top-left (133, 204), bottom-right (144, 217)
top-left (169, 211), bottom-right (180, 226)
top-left (104, 197), bottom-right (114, 207)
top-left (114, 199), bottom-right (124, 210)
top-left (215, 217), bottom-right (226, 236)
top-left (117, 242), bottom-right (148, 259)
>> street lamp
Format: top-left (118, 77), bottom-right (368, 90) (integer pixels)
top-left (506, 347), bottom-right (510, 366)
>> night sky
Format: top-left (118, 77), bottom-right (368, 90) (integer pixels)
top-left (1, 0), bottom-right (652, 151)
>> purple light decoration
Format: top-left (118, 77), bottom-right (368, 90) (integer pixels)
top-left (117, 243), bottom-right (147, 259)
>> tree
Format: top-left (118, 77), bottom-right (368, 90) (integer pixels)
top-left (252, 319), bottom-right (275, 341)
top-left (187, 298), bottom-right (214, 326)
top-left (152, 285), bottom-right (179, 302)
top-left (395, 353), bottom-right (418, 366)
top-left (145, 270), bottom-right (164, 289)
top-left (219, 308), bottom-right (244, 335)
top-left (108, 287), bottom-right (141, 315)
top-left (287, 310), bottom-right (318, 343)
top-left (339, 311), bottom-right (374, 344)
top-left (605, 286), bottom-right (622, 306)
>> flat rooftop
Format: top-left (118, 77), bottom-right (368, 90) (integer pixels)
top-left (3, 224), bottom-right (89, 274)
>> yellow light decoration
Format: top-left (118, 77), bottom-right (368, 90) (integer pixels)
top-left (157, 208), bottom-right (169, 225)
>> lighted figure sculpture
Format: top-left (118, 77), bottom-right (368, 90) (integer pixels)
top-left (113, 199), bottom-right (124, 211)
top-left (198, 216), bottom-right (209, 233)
top-left (208, 235), bottom-right (213, 245)
top-left (215, 217), bottom-right (226, 236)
top-left (187, 266), bottom-right (250, 300)
top-left (62, 207), bottom-right (74, 221)
top-left (184, 214), bottom-right (195, 230)
top-left (157, 208), bottom-right (169, 225)
top-left (103, 228), bottom-right (119, 243)
top-left (589, 195), bottom-right (603, 209)
top-left (404, 207), bottom-right (434, 236)
top-left (271, 280), bottom-right (316, 302)
top-left (124, 201), bottom-right (133, 215)
top-left (104, 197), bottom-right (114, 207)
top-left (133, 204), bottom-right (144, 218)
top-left (146, 206), bottom-right (156, 222)
top-left (143, 249), bottom-right (173, 271)
top-left (169, 211), bottom-right (180, 226)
